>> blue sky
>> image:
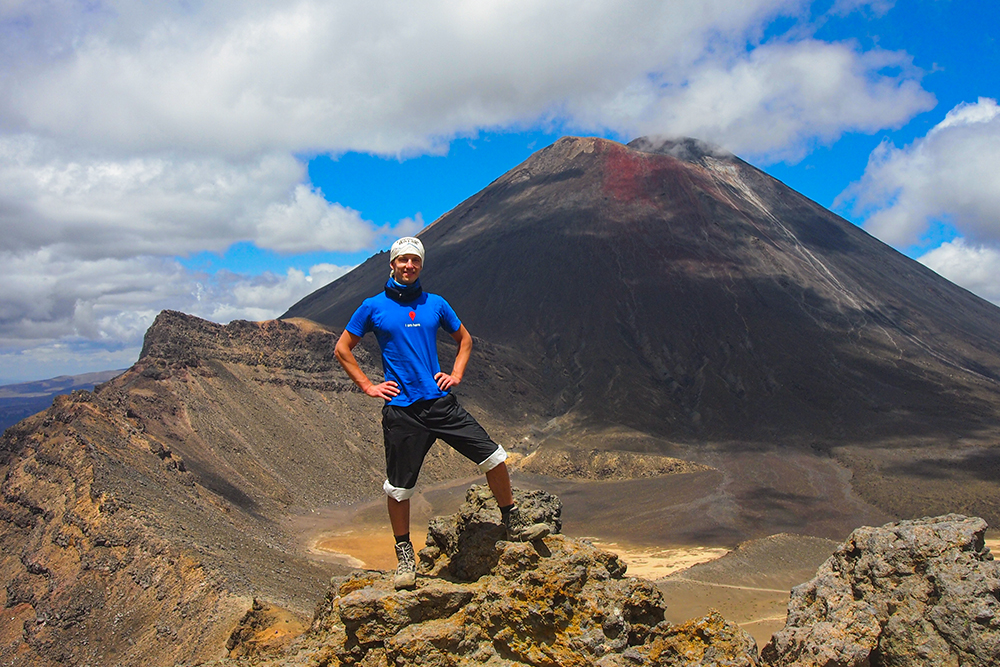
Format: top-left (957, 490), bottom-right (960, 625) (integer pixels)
top-left (1, 0), bottom-right (999, 384)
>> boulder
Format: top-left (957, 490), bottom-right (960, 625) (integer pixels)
top-left (418, 484), bottom-right (563, 581)
top-left (761, 514), bottom-right (1000, 666)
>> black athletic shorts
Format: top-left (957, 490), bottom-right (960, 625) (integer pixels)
top-left (381, 393), bottom-right (506, 500)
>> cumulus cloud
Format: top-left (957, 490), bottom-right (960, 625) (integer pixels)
top-left (836, 98), bottom-right (1000, 306)
top-left (1, 0), bottom-right (930, 160)
top-left (840, 98), bottom-right (1000, 247)
top-left (0, 136), bottom-right (390, 258)
top-left (604, 39), bottom-right (934, 162)
top-left (0, 250), bottom-right (351, 347)
top-left (200, 263), bottom-right (353, 324)
top-left (256, 186), bottom-right (421, 254)
top-left (918, 240), bottom-right (1000, 307)
top-left (0, 133), bottom-right (400, 381)
top-left (0, 248), bottom-right (352, 382)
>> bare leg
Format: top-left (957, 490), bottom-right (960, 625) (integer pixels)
top-left (485, 461), bottom-right (514, 507)
top-left (388, 496), bottom-right (410, 537)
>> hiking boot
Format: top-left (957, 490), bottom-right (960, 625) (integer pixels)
top-left (504, 506), bottom-right (550, 542)
top-left (394, 541), bottom-right (416, 590)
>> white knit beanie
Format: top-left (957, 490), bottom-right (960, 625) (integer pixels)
top-left (389, 237), bottom-right (425, 263)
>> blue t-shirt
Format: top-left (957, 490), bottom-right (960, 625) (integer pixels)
top-left (345, 292), bottom-right (462, 407)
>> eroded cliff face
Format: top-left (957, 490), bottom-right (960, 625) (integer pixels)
top-left (0, 392), bottom-right (245, 666)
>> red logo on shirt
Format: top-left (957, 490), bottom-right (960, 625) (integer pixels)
top-left (409, 311), bottom-right (416, 320)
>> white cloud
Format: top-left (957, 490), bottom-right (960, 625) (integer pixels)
top-left (0, 136), bottom-right (389, 258)
top-left (596, 39), bottom-right (934, 162)
top-left (919, 240), bottom-right (1000, 307)
top-left (202, 262), bottom-right (354, 323)
top-left (256, 185), bottom-right (420, 254)
top-left (1, 0), bottom-right (929, 160)
top-left (0, 251), bottom-right (184, 348)
top-left (840, 98), bottom-right (1000, 247)
top-left (0, 249), bottom-right (354, 348)
top-left (836, 98), bottom-right (1000, 308)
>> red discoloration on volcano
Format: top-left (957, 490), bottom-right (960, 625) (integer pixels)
top-left (600, 141), bottom-right (711, 208)
top-left (601, 142), bottom-right (653, 202)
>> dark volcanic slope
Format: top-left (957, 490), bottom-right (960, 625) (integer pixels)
top-left (285, 136), bottom-right (1000, 446)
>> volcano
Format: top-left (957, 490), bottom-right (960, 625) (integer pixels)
top-left (285, 136), bottom-right (1000, 448)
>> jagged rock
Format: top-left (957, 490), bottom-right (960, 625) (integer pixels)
top-left (761, 514), bottom-right (1000, 666)
top-left (226, 598), bottom-right (308, 659)
top-left (642, 611), bottom-right (761, 667)
top-left (291, 537), bottom-right (758, 666)
top-left (224, 490), bottom-right (760, 667)
top-left (418, 484), bottom-right (563, 581)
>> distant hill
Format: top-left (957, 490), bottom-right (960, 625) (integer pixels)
top-left (0, 369), bottom-right (124, 433)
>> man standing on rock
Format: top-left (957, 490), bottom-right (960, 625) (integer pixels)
top-left (335, 236), bottom-right (549, 590)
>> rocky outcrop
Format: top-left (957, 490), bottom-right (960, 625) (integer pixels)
top-left (221, 488), bottom-right (761, 666)
top-left (219, 509), bottom-right (1000, 667)
top-left (418, 485), bottom-right (564, 581)
top-left (762, 514), bottom-right (1000, 666)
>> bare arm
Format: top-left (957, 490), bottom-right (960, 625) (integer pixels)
top-left (435, 325), bottom-right (473, 390)
top-left (334, 330), bottom-right (400, 400)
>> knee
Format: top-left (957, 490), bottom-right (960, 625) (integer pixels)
top-left (478, 445), bottom-right (508, 473)
top-left (383, 479), bottom-right (416, 501)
